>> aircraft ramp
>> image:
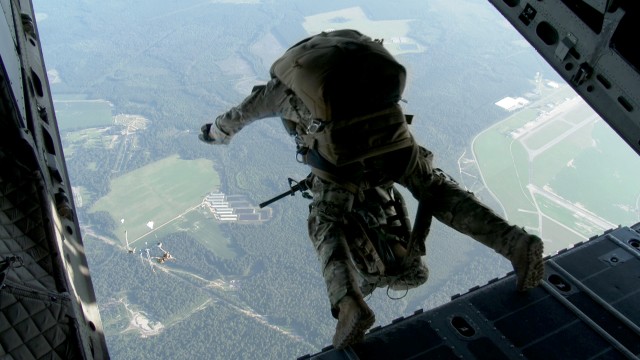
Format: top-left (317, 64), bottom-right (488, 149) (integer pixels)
top-left (303, 223), bottom-right (640, 359)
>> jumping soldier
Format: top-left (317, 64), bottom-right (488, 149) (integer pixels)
top-left (200, 29), bottom-right (544, 349)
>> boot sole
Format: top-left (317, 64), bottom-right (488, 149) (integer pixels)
top-left (333, 305), bottom-right (375, 349)
top-left (518, 238), bottom-right (544, 291)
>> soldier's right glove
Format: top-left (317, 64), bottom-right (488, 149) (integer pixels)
top-left (199, 120), bottom-right (232, 145)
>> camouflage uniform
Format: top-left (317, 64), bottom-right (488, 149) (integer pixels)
top-left (207, 76), bottom-right (543, 304)
top-left (203, 30), bottom-right (544, 349)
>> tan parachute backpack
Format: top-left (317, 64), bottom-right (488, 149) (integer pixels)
top-left (271, 29), bottom-right (414, 167)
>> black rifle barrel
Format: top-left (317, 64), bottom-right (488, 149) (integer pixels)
top-left (259, 178), bottom-right (310, 208)
top-left (259, 189), bottom-right (296, 208)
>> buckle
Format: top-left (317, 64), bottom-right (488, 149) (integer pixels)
top-left (307, 119), bottom-right (325, 134)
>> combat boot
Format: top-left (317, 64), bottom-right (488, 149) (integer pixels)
top-left (502, 229), bottom-right (544, 291)
top-left (389, 256), bottom-right (429, 291)
top-left (386, 242), bottom-right (429, 291)
top-left (442, 191), bottom-right (545, 292)
top-left (333, 295), bottom-right (375, 349)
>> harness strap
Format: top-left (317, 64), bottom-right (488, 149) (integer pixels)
top-left (310, 167), bottom-right (361, 195)
top-left (405, 200), bottom-right (430, 260)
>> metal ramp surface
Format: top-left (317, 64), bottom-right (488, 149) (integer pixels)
top-left (303, 223), bottom-right (640, 359)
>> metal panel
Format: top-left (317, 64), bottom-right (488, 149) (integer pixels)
top-left (304, 225), bottom-right (640, 359)
top-left (0, 0), bottom-right (109, 358)
top-left (0, 0), bottom-right (25, 126)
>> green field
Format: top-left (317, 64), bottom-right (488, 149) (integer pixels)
top-left (473, 109), bottom-right (538, 228)
top-left (474, 85), bottom-right (640, 253)
top-left (302, 7), bottom-right (423, 56)
top-left (62, 127), bottom-right (114, 157)
top-left (141, 208), bottom-right (236, 259)
top-left (522, 120), bottom-right (572, 151)
top-left (54, 99), bottom-right (114, 130)
top-left (90, 155), bottom-right (233, 256)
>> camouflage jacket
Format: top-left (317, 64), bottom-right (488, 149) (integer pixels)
top-left (215, 78), bottom-right (313, 139)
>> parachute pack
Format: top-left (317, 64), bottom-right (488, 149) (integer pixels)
top-left (271, 29), bottom-right (414, 167)
top-left (271, 29), bottom-right (407, 121)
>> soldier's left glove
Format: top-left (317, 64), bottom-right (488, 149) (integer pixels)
top-left (199, 120), bottom-right (232, 145)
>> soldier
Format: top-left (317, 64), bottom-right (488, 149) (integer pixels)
top-left (200, 29), bottom-right (544, 349)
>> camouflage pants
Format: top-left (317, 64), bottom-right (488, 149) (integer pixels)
top-left (308, 176), bottom-right (359, 317)
top-left (308, 145), bottom-right (522, 316)
top-left (399, 147), bottom-right (524, 255)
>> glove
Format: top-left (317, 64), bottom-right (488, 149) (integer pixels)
top-left (199, 120), bottom-right (232, 145)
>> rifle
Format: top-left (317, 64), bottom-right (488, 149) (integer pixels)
top-left (259, 177), bottom-right (312, 208)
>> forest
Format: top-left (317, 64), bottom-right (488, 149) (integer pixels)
top-left (32, 0), bottom-right (553, 358)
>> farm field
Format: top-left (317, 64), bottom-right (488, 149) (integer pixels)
top-left (473, 85), bottom-right (640, 254)
top-left (91, 155), bottom-right (225, 251)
